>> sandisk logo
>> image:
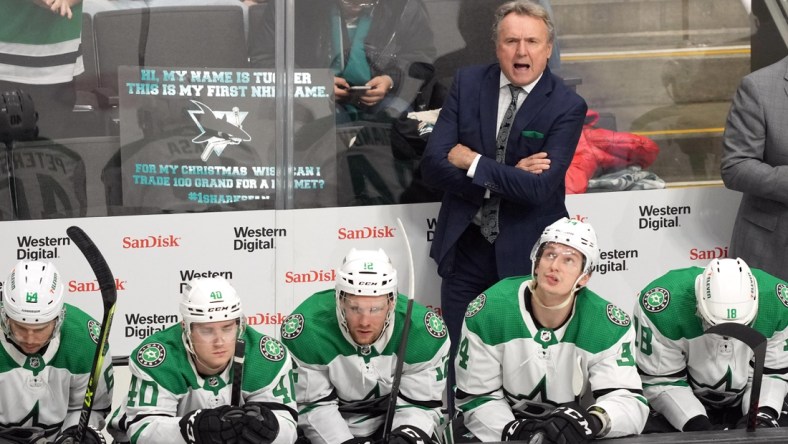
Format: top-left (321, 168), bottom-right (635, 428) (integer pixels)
top-left (337, 225), bottom-right (395, 239)
top-left (284, 269), bottom-right (336, 283)
top-left (122, 235), bottom-right (181, 249)
top-left (68, 278), bottom-right (127, 292)
top-left (689, 246), bottom-right (728, 261)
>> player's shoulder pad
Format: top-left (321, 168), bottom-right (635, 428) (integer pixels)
top-left (464, 277), bottom-right (525, 323)
top-left (131, 324), bottom-right (195, 394)
top-left (280, 289), bottom-right (336, 343)
top-left (242, 328), bottom-right (291, 390)
top-left (50, 304), bottom-right (105, 373)
top-left (569, 290), bottom-right (634, 354)
top-left (245, 328), bottom-right (289, 364)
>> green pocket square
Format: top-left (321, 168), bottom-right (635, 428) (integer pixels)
top-left (521, 130), bottom-right (544, 139)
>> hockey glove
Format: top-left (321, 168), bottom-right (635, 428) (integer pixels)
top-left (53, 425), bottom-right (106, 444)
top-left (0, 427), bottom-right (47, 444)
top-left (221, 402), bottom-right (280, 443)
top-left (533, 406), bottom-right (600, 444)
top-left (501, 418), bottom-right (540, 441)
top-left (179, 406), bottom-right (249, 444)
top-left (387, 425), bottom-right (433, 444)
top-left (736, 408), bottom-right (780, 429)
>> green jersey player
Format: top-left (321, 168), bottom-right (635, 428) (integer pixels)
top-left (453, 218), bottom-right (648, 442)
top-left (0, 260), bottom-right (110, 444)
top-left (634, 258), bottom-right (788, 431)
top-left (281, 249), bottom-right (450, 444)
top-left (108, 277), bottom-right (297, 444)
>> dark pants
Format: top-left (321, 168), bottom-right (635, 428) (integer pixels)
top-left (441, 224), bottom-right (500, 415)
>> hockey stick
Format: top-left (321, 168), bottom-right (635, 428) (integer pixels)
top-left (67, 226), bottom-right (117, 444)
top-left (382, 218), bottom-right (416, 444)
top-left (231, 339), bottom-right (246, 406)
top-left (706, 322), bottom-right (767, 432)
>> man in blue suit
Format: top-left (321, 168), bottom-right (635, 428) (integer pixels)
top-left (421, 0), bottom-right (586, 412)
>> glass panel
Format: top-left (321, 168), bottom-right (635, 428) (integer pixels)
top-left (0, 0), bottom-right (782, 218)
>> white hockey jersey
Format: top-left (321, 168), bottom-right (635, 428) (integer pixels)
top-left (634, 266), bottom-right (788, 430)
top-left (455, 277), bottom-right (648, 442)
top-left (0, 304), bottom-right (113, 439)
top-left (107, 324), bottom-right (298, 444)
top-left (281, 290), bottom-right (450, 444)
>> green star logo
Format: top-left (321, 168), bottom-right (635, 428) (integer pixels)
top-left (137, 343), bottom-right (166, 368)
top-left (777, 284), bottom-right (788, 308)
top-left (281, 314), bottom-right (304, 340)
top-left (424, 311), bottom-right (447, 338)
top-left (260, 336), bottom-right (285, 361)
top-left (465, 294), bottom-right (487, 318)
top-left (642, 288), bottom-right (670, 313)
top-left (607, 304), bottom-right (631, 327)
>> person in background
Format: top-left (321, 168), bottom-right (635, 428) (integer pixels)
top-left (0, 0), bottom-right (84, 139)
top-left (721, 55), bottom-right (788, 283)
top-left (249, 0), bottom-right (437, 121)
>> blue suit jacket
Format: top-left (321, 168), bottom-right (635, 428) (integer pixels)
top-left (421, 64), bottom-right (587, 279)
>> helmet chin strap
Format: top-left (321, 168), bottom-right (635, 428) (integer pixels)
top-left (530, 274), bottom-right (587, 311)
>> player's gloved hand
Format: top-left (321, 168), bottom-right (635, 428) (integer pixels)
top-left (0, 427), bottom-right (47, 444)
top-left (501, 418), bottom-right (540, 441)
top-left (53, 425), bottom-right (106, 444)
top-left (532, 405), bottom-right (600, 444)
top-left (736, 408), bottom-right (780, 429)
top-left (682, 414), bottom-right (714, 431)
top-left (179, 405), bottom-right (247, 444)
top-left (221, 402), bottom-right (280, 443)
top-left (387, 425), bottom-right (433, 444)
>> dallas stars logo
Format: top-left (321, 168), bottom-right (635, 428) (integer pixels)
top-left (25, 292), bottom-right (38, 303)
top-left (424, 311), bottom-right (447, 338)
top-left (260, 336), bottom-right (285, 361)
top-left (777, 284), bottom-right (788, 308)
top-left (465, 294), bottom-right (486, 318)
top-left (642, 287), bottom-right (670, 313)
top-left (187, 100), bottom-right (252, 161)
top-left (607, 304), bottom-right (631, 327)
top-left (137, 343), bottom-right (166, 368)
top-left (281, 314), bottom-right (304, 340)
top-left (88, 320), bottom-right (101, 344)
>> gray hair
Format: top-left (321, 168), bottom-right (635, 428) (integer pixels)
top-left (492, 0), bottom-right (555, 43)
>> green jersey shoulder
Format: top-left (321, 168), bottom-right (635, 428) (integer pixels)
top-left (282, 289), bottom-right (447, 365)
top-left (132, 323), bottom-right (287, 394)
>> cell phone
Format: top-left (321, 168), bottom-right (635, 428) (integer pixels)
top-left (349, 85), bottom-right (372, 90)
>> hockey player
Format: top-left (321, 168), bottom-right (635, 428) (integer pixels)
top-left (452, 218), bottom-right (647, 442)
top-left (280, 248), bottom-right (450, 444)
top-left (634, 258), bottom-right (788, 431)
top-left (108, 277), bottom-right (297, 444)
top-left (0, 260), bottom-right (110, 444)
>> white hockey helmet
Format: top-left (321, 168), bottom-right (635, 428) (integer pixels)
top-left (335, 248), bottom-right (398, 301)
top-left (1, 260), bottom-right (66, 341)
top-left (180, 277), bottom-right (245, 353)
top-left (695, 258), bottom-right (758, 326)
top-left (335, 249), bottom-right (397, 345)
top-left (530, 217), bottom-right (600, 279)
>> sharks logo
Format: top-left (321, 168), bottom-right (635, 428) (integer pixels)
top-left (187, 100), bottom-right (252, 161)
